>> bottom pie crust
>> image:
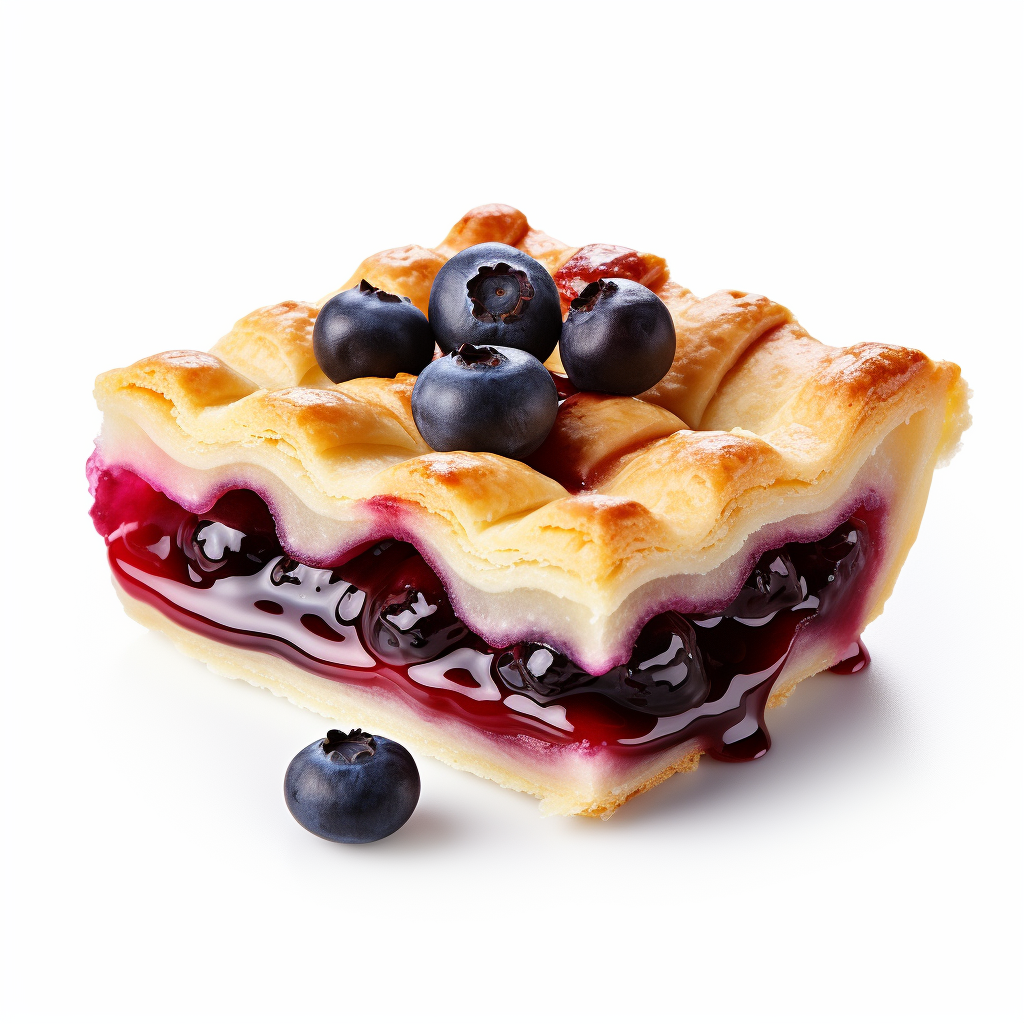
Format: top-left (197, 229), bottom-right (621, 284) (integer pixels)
top-left (115, 579), bottom-right (871, 817)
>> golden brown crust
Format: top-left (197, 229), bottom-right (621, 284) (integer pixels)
top-left (578, 749), bottom-right (703, 819)
top-left (517, 227), bottom-right (577, 274)
top-left (529, 393), bottom-right (688, 490)
top-left (94, 204), bottom-right (969, 633)
top-left (209, 300), bottom-right (325, 390)
top-left (322, 244), bottom-right (446, 316)
top-left (92, 205), bottom-right (972, 815)
top-left (435, 202), bottom-right (530, 256)
top-left (640, 290), bottom-right (793, 425)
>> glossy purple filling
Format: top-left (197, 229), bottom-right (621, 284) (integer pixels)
top-left (90, 464), bottom-right (877, 757)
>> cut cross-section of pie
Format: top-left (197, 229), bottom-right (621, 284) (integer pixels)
top-left (88, 204), bottom-right (970, 817)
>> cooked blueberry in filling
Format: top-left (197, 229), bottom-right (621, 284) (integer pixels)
top-left (354, 541), bottom-right (469, 665)
top-left (183, 513), bottom-right (276, 578)
top-left (723, 550), bottom-right (803, 621)
top-left (624, 614), bottom-right (710, 714)
top-left (496, 614), bottom-right (710, 718)
top-left (90, 465), bottom-right (878, 758)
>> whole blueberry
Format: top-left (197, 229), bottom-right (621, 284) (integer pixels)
top-left (411, 343), bottom-right (558, 460)
top-left (313, 280), bottom-right (435, 383)
top-left (284, 728), bottom-right (420, 844)
top-left (559, 278), bottom-right (676, 395)
top-left (428, 243), bottom-right (562, 361)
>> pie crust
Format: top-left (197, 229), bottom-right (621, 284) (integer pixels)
top-left (90, 204), bottom-right (970, 815)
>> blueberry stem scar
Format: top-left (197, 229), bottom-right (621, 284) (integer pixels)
top-left (323, 728), bottom-right (377, 764)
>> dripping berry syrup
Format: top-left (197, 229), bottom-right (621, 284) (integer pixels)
top-left (829, 639), bottom-right (871, 674)
top-left (89, 464), bottom-right (880, 759)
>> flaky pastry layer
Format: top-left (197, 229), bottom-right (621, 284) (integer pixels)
top-left (93, 205), bottom-right (969, 672)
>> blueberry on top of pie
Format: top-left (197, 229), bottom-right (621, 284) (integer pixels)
top-left (88, 204), bottom-right (969, 817)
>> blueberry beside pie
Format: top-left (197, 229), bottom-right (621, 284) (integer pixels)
top-left (88, 204), bottom-right (969, 816)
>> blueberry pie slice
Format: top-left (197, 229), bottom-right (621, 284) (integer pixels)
top-left (88, 204), bottom-right (969, 816)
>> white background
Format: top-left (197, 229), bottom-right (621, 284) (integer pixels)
top-left (2, 3), bottom-right (1021, 1022)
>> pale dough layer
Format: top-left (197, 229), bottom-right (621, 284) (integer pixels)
top-left (92, 204), bottom-right (970, 812)
top-left (92, 206), bottom-right (969, 669)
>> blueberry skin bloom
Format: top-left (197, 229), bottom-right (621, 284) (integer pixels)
top-left (411, 344), bottom-right (558, 460)
top-left (284, 729), bottom-right (420, 844)
top-left (428, 243), bottom-right (562, 362)
top-left (559, 278), bottom-right (676, 395)
top-left (313, 280), bottom-right (436, 384)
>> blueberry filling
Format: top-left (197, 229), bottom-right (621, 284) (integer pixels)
top-left (361, 542), bottom-right (469, 665)
top-left (494, 614), bottom-right (710, 718)
top-left (90, 465), bottom-right (878, 759)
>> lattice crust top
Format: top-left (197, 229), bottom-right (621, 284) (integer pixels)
top-left (94, 205), bottom-right (969, 599)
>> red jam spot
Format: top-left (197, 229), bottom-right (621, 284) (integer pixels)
top-left (89, 464), bottom-right (881, 760)
top-left (554, 244), bottom-right (669, 314)
top-left (548, 370), bottom-right (578, 402)
top-left (829, 638), bottom-right (871, 674)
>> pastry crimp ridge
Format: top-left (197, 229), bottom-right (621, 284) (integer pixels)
top-left (93, 205), bottom-right (969, 673)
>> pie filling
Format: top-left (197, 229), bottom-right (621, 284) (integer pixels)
top-left (90, 463), bottom-right (879, 760)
